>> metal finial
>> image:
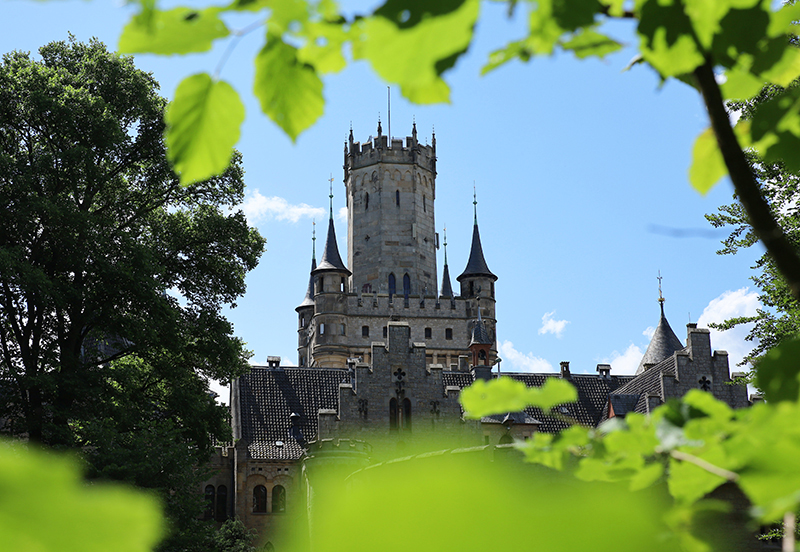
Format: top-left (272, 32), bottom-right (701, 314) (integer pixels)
top-left (328, 174), bottom-right (334, 219)
top-left (443, 226), bottom-right (448, 265)
top-left (473, 182), bottom-right (478, 225)
top-left (312, 220), bottom-right (316, 261)
top-left (657, 270), bottom-right (665, 316)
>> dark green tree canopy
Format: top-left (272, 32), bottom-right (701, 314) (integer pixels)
top-left (0, 37), bottom-right (265, 448)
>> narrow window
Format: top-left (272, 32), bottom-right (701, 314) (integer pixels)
top-left (272, 485), bottom-right (286, 513)
top-left (402, 398), bottom-right (412, 432)
top-left (340, 277), bottom-right (346, 292)
top-left (365, 192), bottom-right (369, 210)
top-left (423, 195), bottom-right (426, 212)
top-left (299, 356), bottom-right (305, 367)
top-left (388, 273), bottom-right (396, 298)
top-left (204, 485), bottom-right (215, 520)
top-left (389, 398), bottom-right (398, 430)
top-left (362, 326), bottom-right (369, 337)
top-left (490, 282), bottom-right (495, 298)
top-left (479, 350), bottom-right (487, 361)
top-left (396, 189), bottom-right (400, 206)
top-left (319, 323), bottom-right (325, 335)
top-left (403, 273), bottom-right (411, 297)
top-left (425, 327), bottom-right (432, 339)
top-left (316, 277), bottom-right (323, 294)
top-left (215, 485), bottom-right (228, 522)
top-left (445, 328), bottom-right (453, 340)
top-left (383, 326), bottom-right (388, 338)
top-left (469, 281), bottom-right (474, 296)
top-left (253, 485), bottom-right (267, 513)
top-left (340, 323), bottom-right (346, 336)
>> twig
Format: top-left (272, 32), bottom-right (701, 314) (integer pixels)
top-left (670, 449), bottom-right (739, 482)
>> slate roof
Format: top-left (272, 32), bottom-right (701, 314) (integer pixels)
top-left (313, 217), bottom-right (350, 274)
top-left (296, 257), bottom-right (317, 310)
top-left (636, 306), bottom-right (683, 375)
top-left (440, 262), bottom-right (454, 298)
top-left (457, 223), bottom-right (497, 282)
top-left (470, 319), bottom-right (492, 346)
top-left (237, 367), bottom-right (350, 460)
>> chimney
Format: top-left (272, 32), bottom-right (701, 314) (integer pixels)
top-left (560, 361), bottom-right (571, 378)
top-left (596, 364), bottom-right (611, 378)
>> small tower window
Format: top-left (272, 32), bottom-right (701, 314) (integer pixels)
top-left (340, 323), bottom-right (346, 336)
top-left (396, 189), bottom-right (400, 206)
top-left (272, 485), bottom-right (286, 513)
top-left (388, 273), bottom-right (396, 298)
top-left (425, 327), bottom-right (432, 339)
top-left (253, 485), bottom-right (267, 513)
top-left (365, 192), bottom-right (369, 211)
top-left (403, 273), bottom-right (411, 297)
top-left (362, 326), bottom-right (369, 337)
top-left (317, 277), bottom-right (323, 294)
top-left (402, 398), bottom-right (412, 432)
top-left (383, 326), bottom-right (388, 338)
top-left (216, 485), bottom-right (228, 521)
top-left (423, 195), bottom-right (426, 212)
top-left (445, 328), bottom-right (453, 340)
top-left (389, 398), bottom-right (398, 430)
top-left (319, 323), bottom-right (325, 335)
top-left (340, 277), bottom-right (346, 292)
top-left (469, 281), bottom-right (474, 296)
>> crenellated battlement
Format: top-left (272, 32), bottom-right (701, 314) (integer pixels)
top-left (345, 124), bottom-right (436, 174)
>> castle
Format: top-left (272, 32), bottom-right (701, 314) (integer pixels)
top-left (201, 123), bottom-right (750, 547)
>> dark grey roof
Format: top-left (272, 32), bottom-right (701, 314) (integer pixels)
top-left (313, 218), bottom-right (350, 274)
top-left (457, 223), bottom-right (496, 282)
top-left (442, 372), bottom-right (635, 433)
top-left (296, 257), bottom-right (317, 310)
top-left (636, 307), bottom-right (683, 375)
top-left (237, 367), bottom-right (350, 460)
top-left (481, 411), bottom-right (541, 425)
top-left (617, 355), bottom-right (676, 399)
top-left (608, 394), bottom-right (641, 418)
top-left (470, 319), bottom-right (492, 346)
top-left (440, 262), bottom-right (454, 298)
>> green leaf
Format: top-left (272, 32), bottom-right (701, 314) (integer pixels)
top-left (353, 0), bottom-right (478, 104)
top-left (689, 127), bottom-right (727, 194)
top-left (297, 20), bottom-right (350, 74)
top-left (374, 0), bottom-right (468, 29)
top-left (119, 7), bottom-right (229, 55)
top-left (0, 441), bottom-right (163, 552)
top-left (637, 0), bottom-right (705, 78)
top-left (165, 73), bottom-right (244, 185)
top-left (253, 38), bottom-right (324, 140)
top-left (754, 338), bottom-right (800, 402)
top-left (530, 377), bottom-right (579, 412)
top-left (720, 65), bottom-right (765, 100)
top-left (460, 377), bottom-right (533, 418)
top-left (561, 28), bottom-right (622, 59)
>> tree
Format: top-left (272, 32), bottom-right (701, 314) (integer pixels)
top-left (0, 36), bottom-right (264, 548)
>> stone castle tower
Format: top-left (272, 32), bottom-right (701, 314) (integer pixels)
top-left (296, 122), bottom-right (498, 370)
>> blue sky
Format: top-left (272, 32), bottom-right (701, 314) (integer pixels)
top-left (3, 1), bottom-right (763, 400)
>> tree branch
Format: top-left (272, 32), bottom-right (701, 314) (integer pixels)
top-left (694, 60), bottom-right (800, 301)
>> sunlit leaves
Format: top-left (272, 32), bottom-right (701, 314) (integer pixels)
top-left (560, 28), bottom-right (622, 59)
top-left (165, 73), bottom-right (244, 185)
top-left (636, 0), bottom-right (704, 78)
top-left (352, 0), bottom-right (479, 103)
top-left (754, 338), bottom-right (800, 402)
top-left (119, 7), bottom-right (229, 55)
top-left (0, 441), bottom-right (163, 552)
top-left (253, 38), bottom-right (324, 140)
top-left (460, 376), bottom-right (577, 418)
top-left (690, 127), bottom-right (727, 194)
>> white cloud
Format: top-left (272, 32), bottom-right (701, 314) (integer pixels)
top-left (337, 206), bottom-right (348, 222)
top-left (239, 190), bottom-right (325, 223)
top-left (539, 311), bottom-right (569, 338)
top-left (209, 379), bottom-right (229, 405)
top-left (642, 326), bottom-right (655, 339)
top-left (498, 340), bottom-right (553, 373)
top-left (603, 343), bottom-right (645, 376)
top-left (697, 288), bottom-right (759, 368)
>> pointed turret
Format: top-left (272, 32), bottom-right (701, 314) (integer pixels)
top-left (440, 228), bottom-right (454, 299)
top-left (313, 184), bottom-right (351, 276)
top-left (297, 223), bottom-right (318, 366)
top-left (636, 279), bottom-right (684, 374)
top-left (457, 188), bottom-right (497, 296)
top-left (469, 295), bottom-right (494, 378)
top-left (297, 223), bottom-right (317, 310)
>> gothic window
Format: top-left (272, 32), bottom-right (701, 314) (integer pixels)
top-left (253, 485), bottom-right (267, 513)
top-left (389, 398), bottom-right (398, 430)
top-left (423, 195), bottom-right (426, 212)
top-left (272, 485), bottom-right (286, 513)
top-left (362, 326), bottom-right (369, 337)
top-left (396, 189), bottom-right (400, 206)
top-left (402, 398), bottom-right (412, 432)
top-left (403, 273), bottom-right (411, 297)
top-left (365, 192), bottom-right (369, 211)
top-left (425, 327), bottom-right (432, 339)
top-left (216, 485), bottom-right (228, 521)
top-left (479, 350), bottom-right (487, 361)
top-left (203, 485), bottom-right (215, 520)
top-left (445, 328), bottom-right (453, 340)
top-left (388, 273), bottom-right (396, 297)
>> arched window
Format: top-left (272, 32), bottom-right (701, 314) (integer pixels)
top-left (319, 323), bottom-right (325, 335)
top-left (203, 485), bottom-right (215, 520)
top-left (264, 543), bottom-right (275, 552)
top-left (389, 398), bottom-right (398, 430)
top-left (403, 273), bottom-right (411, 297)
top-left (388, 273), bottom-right (396, 298)
top-left (215, 485), bottom-right (228, 522)
top-left (365, 192), bottom-right (369, 210)
top-left (402, 398), bottom-right (412, 432)
top-left (253, 485), bottom-right (267, 513)
top-left (396, 189), bottom-right (400, 206)
top-left (272, 485), bottom-right (286, 513)
top-left (423, 195), bottom-right (426, 212)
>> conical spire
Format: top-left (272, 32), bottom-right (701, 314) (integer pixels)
top-left (470, 296), bottom-right (492, 346)
top-left (457, 188), bottom-right (497, 282)
top-left (635, 277), bottom-right (684, 374)
top-left (313, 183), bottom-right (351, 275)
top-left (440, 227), bottom-right (454, 298)
top-left (297, 222), bottom-right (317, 310)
